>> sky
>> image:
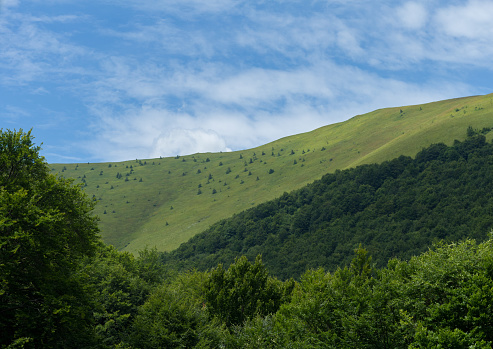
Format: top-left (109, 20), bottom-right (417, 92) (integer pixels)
top-left (1, 0), bottom-right (493, 163)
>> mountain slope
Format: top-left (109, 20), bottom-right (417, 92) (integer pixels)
top-left (51, 93), bottom-right (493, 253)
top-left (163, 133), bottom-right (493, 279)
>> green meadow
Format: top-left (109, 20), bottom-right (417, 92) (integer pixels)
top-left (51, 93), bottom-right (493, 253)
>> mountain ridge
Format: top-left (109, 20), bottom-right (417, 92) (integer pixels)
top-left (51, 93), bottom-right (493, 253)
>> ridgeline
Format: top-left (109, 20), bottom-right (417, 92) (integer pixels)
top-left (51, 93), bottom-right (493, 254)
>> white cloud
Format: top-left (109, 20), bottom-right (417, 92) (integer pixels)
top-left (435, 0), bottom-right (493, 40)
top-left (396, 2), bottom-right (428, 30)
top-left (83, 54), bottom-right (472, 162)
top-left (340, 0), bottom-right (493, 70)
top-left (101, 20), bottom-right (216, 58)
top-left (85, 107), bottom-right (233, 161)
top-left (0, 10), bottom-right (90, 85)
top-left (203, 67), bottom-right (334, 105)
top-left (102, 0), bottom-right (244, 17)
top-left (336, 29), bottom-right (364, 58)
top-left (93, 58), bottom-right (335, 109)
top-left (0, 0), bottom-right (19, 9)
top-left (151, 129), bottom-right (232, 158)
top-left (236, 10), bottom-right (338, 58)
top-left (31, 86), bottom-right (50, 95)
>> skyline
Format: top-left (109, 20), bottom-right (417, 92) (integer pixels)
top-left (1, 0), bottom-right (493, 163)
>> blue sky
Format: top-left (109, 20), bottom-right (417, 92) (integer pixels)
top-left (1, 0), bottom-right (492, 163)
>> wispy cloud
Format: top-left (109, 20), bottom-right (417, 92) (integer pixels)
top-left (396, 2), bottom-right (429, 30)
top-left (81, 57), bottom-right (470, 162)
top-left (435, 0), bottom-right (493, 40)
top-left (0, 0), bottom-right (19, 10)
top-left (103, 0), bottom-right (244, 17)
top-left (0, 9), bottom-right (90, 86)
top-left (1, 0), bottom-right (491, 163)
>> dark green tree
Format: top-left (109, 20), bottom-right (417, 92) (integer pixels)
top-left (205, 255), bottom-right (293, 327)
top-left (130, 271), bottom-right (227, 348)
top-left (0, 129), bottom-right (100, 348)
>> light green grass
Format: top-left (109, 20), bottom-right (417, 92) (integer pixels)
top-left (51, 93), bottom-right (493, 254)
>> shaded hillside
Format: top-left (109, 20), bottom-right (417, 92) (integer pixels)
top-left (163, 131), bottom-right (493, 279)
top-left (51, 93), bottom-right (493, 253)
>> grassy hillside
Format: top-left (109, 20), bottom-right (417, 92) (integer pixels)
top-left (163, 133), bottom-right (493, 279)
top-left (51, 93), bottom-right (493, 253)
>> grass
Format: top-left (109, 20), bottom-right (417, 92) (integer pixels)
top-left (51, 93), bottom-right (493, 254)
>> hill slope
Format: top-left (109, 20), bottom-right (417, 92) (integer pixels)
top-left (163, 133), bottom-right (493, 279)
top-left (51, 93), bottom-right (493, 253)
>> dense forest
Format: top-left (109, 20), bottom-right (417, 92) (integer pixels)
top-left (2, 128), bottom-right (493, 348)
top-left (163, 127), bottom-right (493, 279)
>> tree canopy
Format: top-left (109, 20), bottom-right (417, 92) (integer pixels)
top-left (0, 129), bottom-right (100, 348)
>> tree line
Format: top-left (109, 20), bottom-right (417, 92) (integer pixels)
top-left (2, 128), bottom-right (493, 348)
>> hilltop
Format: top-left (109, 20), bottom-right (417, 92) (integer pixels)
top-left (51, 93), bottom-right (493, 253)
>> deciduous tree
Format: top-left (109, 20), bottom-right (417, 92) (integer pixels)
top-left (0, 129), bottom-right (100, 348)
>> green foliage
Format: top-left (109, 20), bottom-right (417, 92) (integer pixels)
top-left (80, 245), bottom-right (145, 346)
top-left (130, 270), bottom-right (228, 348)
top-left (226, 240), bottom-right (493, 348)
top-left (10, 141), bottom-right (493, 349)
top-left (9, 126), bottom-right (493, 347)
top-left (205, 255), bottom-right (294, 327)
top-left (0, 129), bottom-right (100, 348)
top-left (394, 239), bottom-right (493, 346)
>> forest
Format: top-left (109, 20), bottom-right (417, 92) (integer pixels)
top-left (2, 128), bottom-right (493, 348)
top-left (162, 127), bottom-right (493, 279)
